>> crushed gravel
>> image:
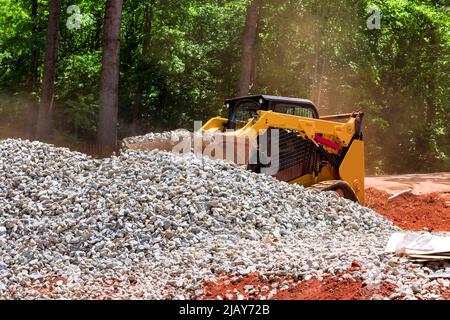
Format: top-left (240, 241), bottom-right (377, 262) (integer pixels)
top-left (0, 138), bottom-right (448, 299)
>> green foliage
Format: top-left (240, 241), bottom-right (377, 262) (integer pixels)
top-left (0, 0), bottom-right (38, 86)
top-left (117, 0), bottom-right (247, 133)
top-left (56, 52), bottom-right (101, 137)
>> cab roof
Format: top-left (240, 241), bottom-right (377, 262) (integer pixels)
top-left (225, 95), bottom-right (314, 105)
top-left (225, 95), bottom-right (319, 118)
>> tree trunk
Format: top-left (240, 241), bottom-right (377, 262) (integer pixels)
top-left (131, 2), bottom-right (154, 135)
top-left (426, 82), bottom-right (435, 129)
top-left (315, 58), bottom-right (326, 109)
top-left (310, 24), bottom-right (327, 106)
top-left (238, 2), bottom-right (259, 97)
top-left (25, 0), bottom-right (40, 139)
top-left (36, 0), bottom-right (61, 141)
top-left (310, 32), bottom-right (320, 102)
top-left (96, 0), bottom-right (123, 149)
top-left (142, 3), bottom-right (154, 59)
top-left (94, 10), bottom-right (103, 50)
top-left (30, 0), bottom-right (39, 91)
top-left (425, 33), bottom-right (438, 132)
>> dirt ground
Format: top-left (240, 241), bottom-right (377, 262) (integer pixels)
top-left (201, 173), bottom-right (450, 300)
top-left (365, 172), bottom-right (450, 231)
top-left (202, 263), bottom-right (398, 300)
top-left (365, 188), bottom-right (450, 232)
top-left (365, 172), bottom-right (450, 196)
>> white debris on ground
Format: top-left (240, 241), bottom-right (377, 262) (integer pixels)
top-left (0, 138), bottom-right (448, 299)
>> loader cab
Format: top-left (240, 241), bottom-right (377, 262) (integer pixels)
top-left (225, 95), bottom-right (319, 130)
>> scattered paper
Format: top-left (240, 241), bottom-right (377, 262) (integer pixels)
top-left (385, 232), bottom-right (450, 261)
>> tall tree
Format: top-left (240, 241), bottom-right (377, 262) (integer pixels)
top-left (96, 0), bottom-right (123, 149)
top-left (36, 0), bottom-right (61, 140)
top-left (131, 1), bottom-right (155, 135)
top-left (24, 0), bottom-right (40, 139)
top-left (238, 1), bottom-right (259, 97)
top-left (30, 0), bottom-right (40, 91)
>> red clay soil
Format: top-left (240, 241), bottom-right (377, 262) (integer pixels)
top-left (202, 274), bottom-right (396, 300)
top-left (202, 263), bottom-right (397, 300)
top-left (271, 277), bottom-right (396, 300)
top-left (365, 188), bottom-right (450, 232)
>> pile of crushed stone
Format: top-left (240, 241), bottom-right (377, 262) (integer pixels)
top-left (0, 139), bottom-right (448, 299)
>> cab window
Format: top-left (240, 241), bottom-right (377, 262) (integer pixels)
top-left (229, 100), bottom-right (260, 129)
top-left (273, 103), bottom-right (315, 118)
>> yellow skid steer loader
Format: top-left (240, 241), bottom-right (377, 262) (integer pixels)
top-left (200, 95), bottom-right (365, 204)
